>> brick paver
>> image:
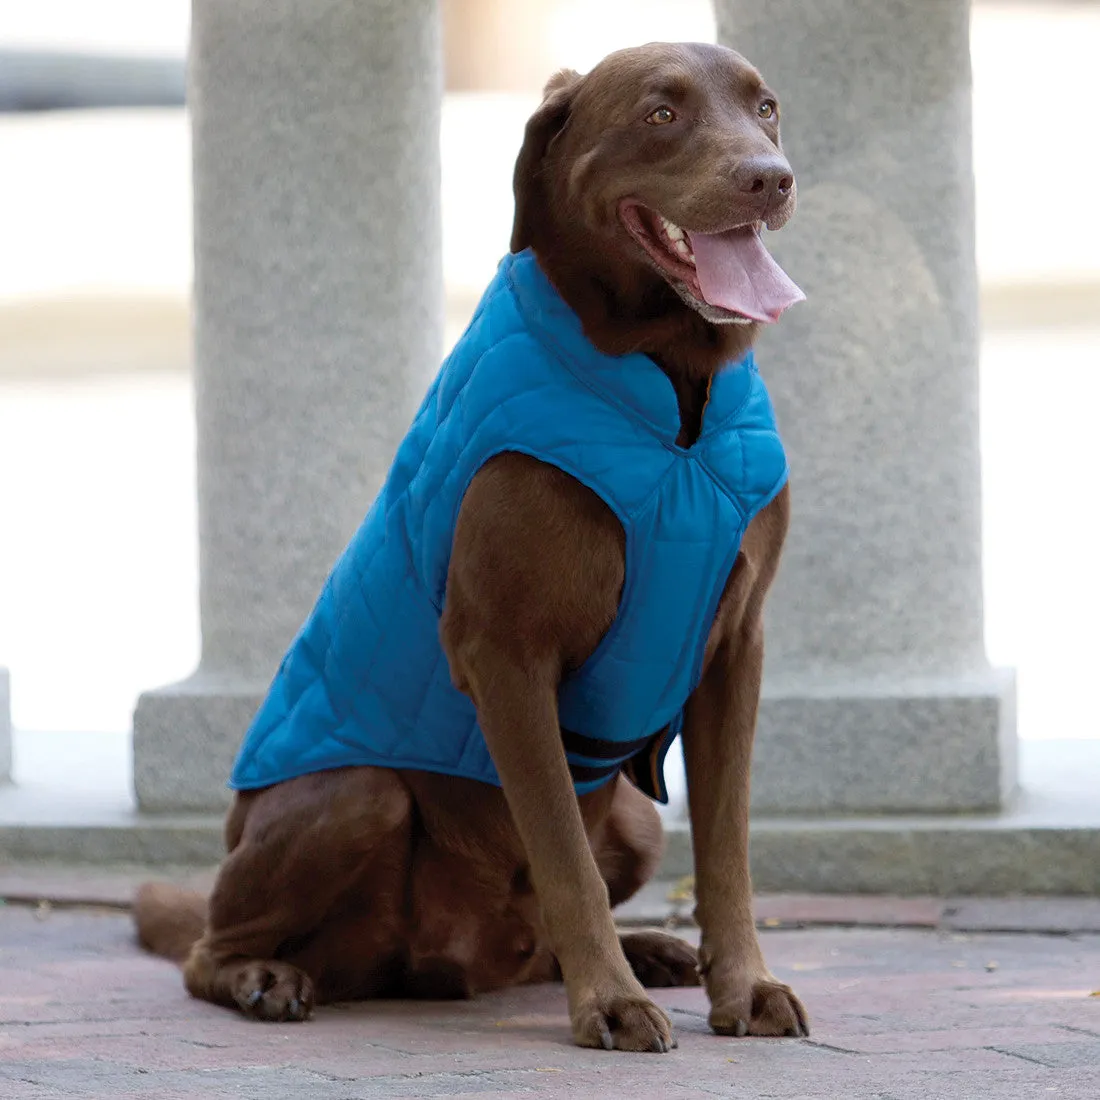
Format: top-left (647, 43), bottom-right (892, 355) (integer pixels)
top-left (1, 904), bottom-right (1098, 1098)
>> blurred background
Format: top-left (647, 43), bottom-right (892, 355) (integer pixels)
top-left (0, 1), bottom-right (1098, 796)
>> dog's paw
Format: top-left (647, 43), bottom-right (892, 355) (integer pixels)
top-left (231, 961), bottom-right (315, 1023)
top-left (571, 989), bottom-right (676, 1052)
top-left (708, 974), bottom-right (809, 1038)
top-left (620, 930), bottom-right (701, 988)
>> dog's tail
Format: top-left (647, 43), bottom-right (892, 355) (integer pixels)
top-left (132, 882), bottom-right (208, 963)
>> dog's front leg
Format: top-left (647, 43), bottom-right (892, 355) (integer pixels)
top-left (443, 455), bottom-right (673, 1051)
top-left (681, 621), bottom-right (809, 1038)
top-left (457, 651), bottom-right (674, 1052)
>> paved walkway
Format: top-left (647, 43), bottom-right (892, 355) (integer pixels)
top-left (1, 900), bottom-right (1098, 1099)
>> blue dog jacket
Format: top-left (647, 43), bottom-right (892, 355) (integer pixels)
top-left (230, 249), bottom-right (788, 803)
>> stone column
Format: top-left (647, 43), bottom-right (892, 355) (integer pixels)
top-left (714, 0), bottom-right (1015, 812)
top-left (1, 668), bottom-right (10, 782)
top-left (133, 0), bottom-right (443, 811)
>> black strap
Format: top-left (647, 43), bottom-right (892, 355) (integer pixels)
top-left (566, 758), bottom-right (623, 783)
top-left (560, 726), bottom-right (653, 761)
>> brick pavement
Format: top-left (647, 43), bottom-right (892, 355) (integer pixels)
top-left (1, 903), bottom-right (1099, 1099)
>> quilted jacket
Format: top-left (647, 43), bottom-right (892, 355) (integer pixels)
top-left (229, 248), bottom-right (788, 803)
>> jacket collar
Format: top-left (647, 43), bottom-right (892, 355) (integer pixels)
top-left (504, 248), bottom-right (756, 446)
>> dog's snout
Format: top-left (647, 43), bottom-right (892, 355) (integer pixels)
top-left (734, 155), bottom-right (794, 200)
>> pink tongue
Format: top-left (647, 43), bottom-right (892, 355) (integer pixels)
top-left (686, 226), bottom-right (804, 323)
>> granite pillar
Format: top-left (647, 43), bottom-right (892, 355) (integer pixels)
top-left (714, 0), bottom-right (1016, 811)
top-left (133, 0), bottom-right (443, 811)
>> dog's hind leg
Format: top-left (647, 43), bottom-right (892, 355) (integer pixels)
top-left (593, 777), bottom-right (700, 988)
top-left (592, 775), bottom-right (664, 908)
top-left (181, 766), bottom-right (412, 1021)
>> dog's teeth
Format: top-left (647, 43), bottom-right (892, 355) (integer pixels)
top-left (660, 216), bottom-right (685, 242)
top-left (672, 237), bottom-right (696, 265)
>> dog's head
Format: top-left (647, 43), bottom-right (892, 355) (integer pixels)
top-left (512, 42), bottom-right (803, 365)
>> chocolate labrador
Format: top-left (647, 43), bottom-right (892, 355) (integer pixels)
top-left (134, 41), bottom-right (808, 1053)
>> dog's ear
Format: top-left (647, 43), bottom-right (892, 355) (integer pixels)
top-left (510, 69), bottom-right (582, 253)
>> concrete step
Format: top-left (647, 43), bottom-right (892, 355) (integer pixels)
top-left (2, 734), bottom-right (1099, 894)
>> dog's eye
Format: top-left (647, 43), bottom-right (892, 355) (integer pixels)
top-left (758, 99), bottom-right (777, 120)
top-left (645, 106), bottom-right (676, 125)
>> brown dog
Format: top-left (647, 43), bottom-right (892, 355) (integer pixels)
top-left (134, 41), bottom-right (808, 1053)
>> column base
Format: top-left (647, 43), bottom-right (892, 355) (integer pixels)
top-left (133, 672), bottom-right (265, 813)
top-left (133, 665), bottom-right (1015, 815)
top-left (1, 668), bottom-right (10, 783)
top-left (750, 667), bottom-right (1016, 813)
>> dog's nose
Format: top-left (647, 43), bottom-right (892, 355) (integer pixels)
top-left (734, 155), bottom-right (794, 200)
